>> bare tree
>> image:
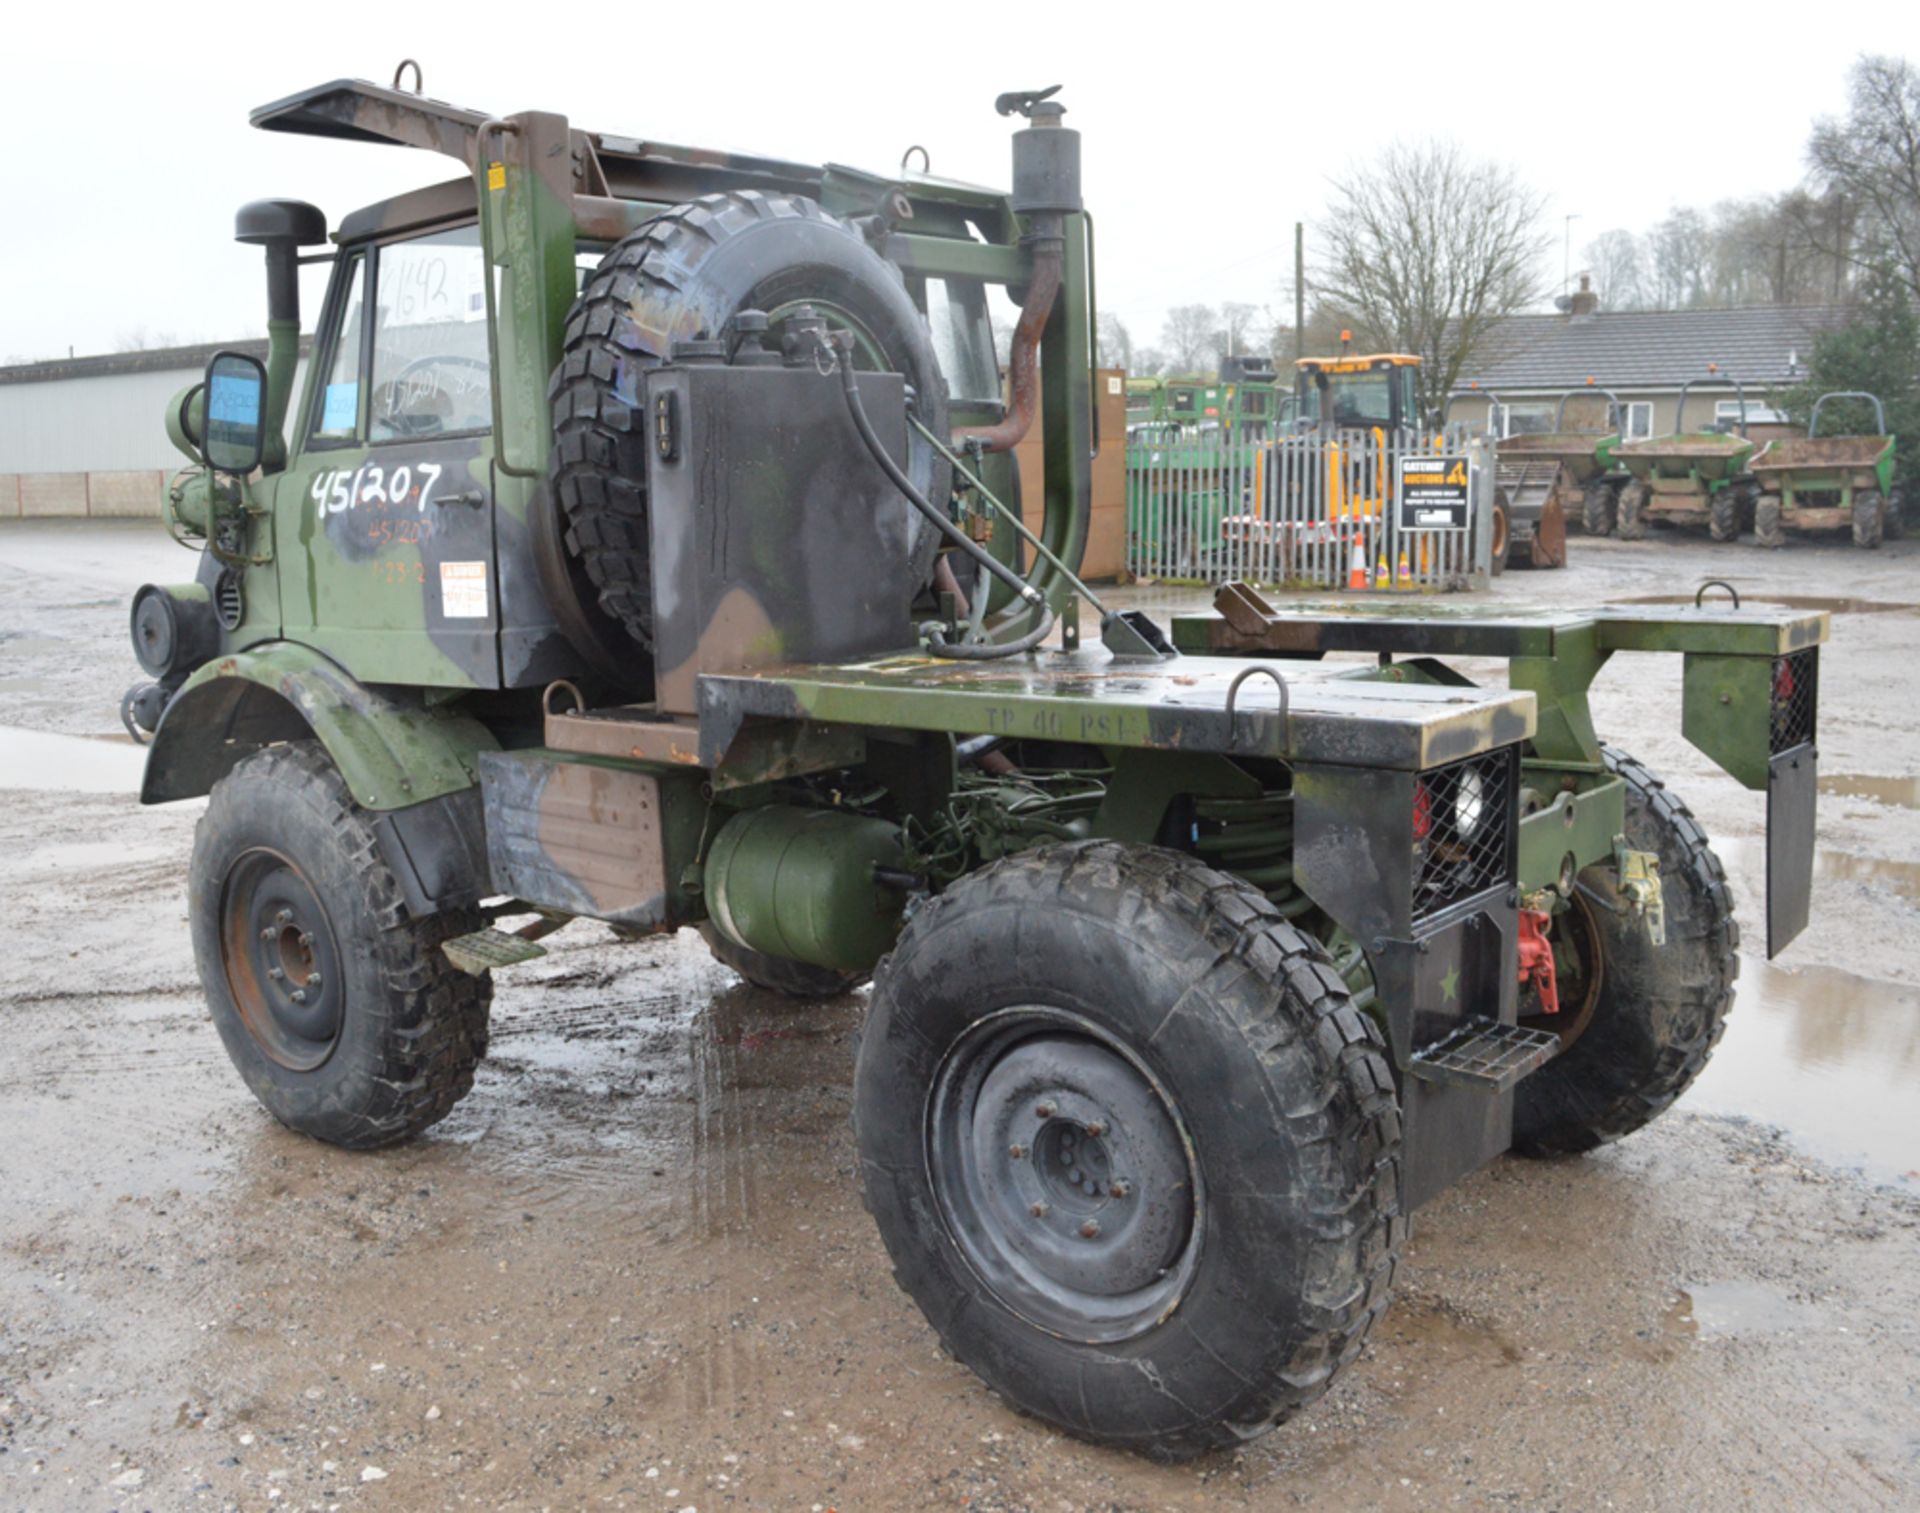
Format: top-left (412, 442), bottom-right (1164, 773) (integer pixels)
top-left (1647, 208), bottom-right (1712, 307)
top-left (1158, 304), bottom-right (1217, 377)
top-left (1096, 312), bottom-right (1135, 373)
top-left (1314, 141), bottom-right (1548, 412)
top-left (1209, 302), bottom-right (1262, 365)
top-left (1131, 344), bottom-right (1168, 378)
top-left (1583, 228), bottom-right (1646, 309)
top-left (1806, 54), bottom-right (1920, 300)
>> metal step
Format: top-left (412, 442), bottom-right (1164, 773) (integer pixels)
top-left (442, 928), bottom-right (551, 975)
top-left (1409, 1018), bottom-right (1561, 1091)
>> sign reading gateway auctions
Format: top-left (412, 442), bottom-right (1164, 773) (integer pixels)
top-left (1396, 454), bottom-right (1472, 531)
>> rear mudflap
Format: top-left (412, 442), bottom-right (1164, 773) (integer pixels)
top-left (1767, 745), bottom-right (1816, 956)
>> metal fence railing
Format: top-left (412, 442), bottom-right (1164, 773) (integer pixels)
top-left (1124, 426), bottom-right (1494, 590)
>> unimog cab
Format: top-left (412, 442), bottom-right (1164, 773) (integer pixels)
top-left (127, 69), bottom-right (1825, 1461)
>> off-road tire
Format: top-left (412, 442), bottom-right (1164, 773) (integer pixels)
top-left (1582, 481), bottom-right (1617, 538)
top-left (1488, 498), bottom-right (1510, 575)
top-left (1884, 488), bottom-right (1905, 540)
top-left (548, 191), bottom-right (950, 649)
top-left (1616, 481), bottom-right (1648, 540)
top-left (856, 841), bottom-right (1403, 1459)
top-left (190, 741), bottom-right (491, 1150)
top-left (1754, 492), bottom-right (1784, 549)
top-left (1512, 749), bottom-right (1736, 1156)
top-left (697, 922), bottom-right (867, 1000)
top-left (1709, 488), bottom-right (1739, 543)
top-left (1853, 490), bottom-right (1884, 550)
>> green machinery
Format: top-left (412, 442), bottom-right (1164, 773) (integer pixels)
top-left (1610, 372), bottom-right (1756, 542)
top-left (126, 71), bottom-right (1825, 1461)
top-left (1747, 390), bottom-right (1902, 550)
top-left (1448, 385), bottom-right (1630, 570)
top-left (1125, 355), bottom-right (1288, 436)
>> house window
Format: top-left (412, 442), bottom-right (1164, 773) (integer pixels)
top-left (1493, 402), bottom-right (1555, 438)
top-left (1621, 402), bottom-right (1652, 441)
top-left (1715, 399), bottom-right (1785, 428)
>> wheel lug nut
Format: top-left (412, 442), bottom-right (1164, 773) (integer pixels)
top-left (268, 966), bottom-right (284, 981)
top-left (307, 972), bottom-right (323, 988)
top-left (1080, 1220), bottom-right (1102, 1240)
top-left (1084, 1121), bottom-right (1106, 1138)
top-left (275, 909), bottom-right (292, 926)
top-left (1069, 1167), bottom-right (1084, 1184)
top-left (299, 932), bottom-right (314, 948)
top-left (1034, 1102), bottom-right (1055, 1120)
top-left (259, 926), bottom-right (274, 941)
top-left (1030, 1202), bottom-right (1050, 1218)
top-left (290, 989), bottom-right (307, 1004)
top-left (1008, 1143), bottom-right (1026, 1160)
top-left (1109, 1180), bottom-right (1133, 1199)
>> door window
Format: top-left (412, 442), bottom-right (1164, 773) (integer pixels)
top-left (310, 256), bottom-right (367, 444)
top-left (368, 226), bottom-right (492, 442)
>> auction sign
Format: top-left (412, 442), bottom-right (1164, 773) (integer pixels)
top-left (1395, 454), bottom-right (1472, 531)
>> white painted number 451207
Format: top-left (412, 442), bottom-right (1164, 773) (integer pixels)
top-left (309, 461), bottom-right (446, 515)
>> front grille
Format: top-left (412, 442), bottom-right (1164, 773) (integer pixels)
top-left (1770, 649), bottom-right (1817, 753)
top-left (1413, 747), bottom-right (1517, 920)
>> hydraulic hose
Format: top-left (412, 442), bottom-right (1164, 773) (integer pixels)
top-left (834, 342), bottom-right (1053, 659)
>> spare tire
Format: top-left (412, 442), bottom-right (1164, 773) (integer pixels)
top-left (548, 191), bottom-right (951, 652)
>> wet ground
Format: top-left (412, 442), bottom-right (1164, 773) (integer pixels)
top-left (2, 519), bottom-right (1918, 1511)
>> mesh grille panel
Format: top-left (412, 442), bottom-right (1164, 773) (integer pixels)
top-left (1414, 747), bottom-right (1516, 919)
top-left (1770, 649), bottom-right (1817, 753)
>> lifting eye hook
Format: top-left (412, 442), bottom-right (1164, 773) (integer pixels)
top-left (1224, 664), bottom-right (1290, 749)
top-left (1694, 579), bottom-right (1741, 610)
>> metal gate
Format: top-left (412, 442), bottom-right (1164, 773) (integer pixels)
top-left (1124, 427), bottom-right (1494, 590)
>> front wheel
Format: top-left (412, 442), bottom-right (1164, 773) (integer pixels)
top-left (1616, 481), bottom-right (1648, 540)
top-left (1754, 492), bottom-right (1784, 549)
top-left (1709, 488), bottom-right (1739, 542)
top-left (1512, 749), bottom-right (1737, 1155)
top-left (856, 842), bottom-right (1402, 1459)
top-left (1853, 490), bottom-right (1884, 549)
top-left (190, 742), bottom-right (492, 1149)
top-left (1582, 481), bottom-right (1618, 537)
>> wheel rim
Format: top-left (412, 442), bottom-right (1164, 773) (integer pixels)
top-left (219, 848), bottom-right (346, 1072)
top-left (764, 298), bottom-right (888, 371)
top-left (927, 1007), bottom-right (1201, 1344)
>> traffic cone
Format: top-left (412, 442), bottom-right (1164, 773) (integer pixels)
top-left (1396, 548), bottom-right (1412, 590)
top-left (1348, 540), bottom-right (1369, 590)
top-left (1375, 551), bottom-right (1390, 590)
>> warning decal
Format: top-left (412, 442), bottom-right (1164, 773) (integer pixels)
top-left (440, 560), bottom-right (489, 619)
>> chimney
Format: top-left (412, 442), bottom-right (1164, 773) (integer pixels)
top-left (1568, 273), bottom-right (1599, 322)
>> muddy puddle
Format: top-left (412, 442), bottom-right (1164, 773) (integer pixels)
top-left (1684, 952), bottom-right (1920, 1187)
top-left (0, 724), bottom-right (145, 791)
top-left (1663, 1281), bottom-right (1831, 1339)
top-left (1614, 592), bottom-right (1917, 615)
top-left (1819, 772), bottom-right (1920, 809)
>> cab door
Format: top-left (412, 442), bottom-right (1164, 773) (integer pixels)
top-left (279, 223), bottom-right (501, 689)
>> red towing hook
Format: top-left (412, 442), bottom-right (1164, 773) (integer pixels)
top-left (1517, 908), bottom-right (1560, 1016)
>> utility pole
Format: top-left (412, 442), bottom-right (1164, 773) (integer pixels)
top-left (1294, 222), bottom-right (1305, 362)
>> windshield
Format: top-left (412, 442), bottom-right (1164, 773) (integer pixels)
top-left (1324, 373), bottom-right (1394, 427)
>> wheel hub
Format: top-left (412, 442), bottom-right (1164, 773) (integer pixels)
top-left (931, 1015), bottom-right (1199, 1343)
top-left (221, 850), bottom-right (345, 1071)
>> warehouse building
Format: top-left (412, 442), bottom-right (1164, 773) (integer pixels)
top-left (1, 339), bottom-right (309, 517)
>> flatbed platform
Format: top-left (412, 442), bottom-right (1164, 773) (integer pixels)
top-left (690, 648), bottom-right (1535, 771)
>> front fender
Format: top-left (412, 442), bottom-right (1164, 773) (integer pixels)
top-left (142, 641), bottom-right (498, 810)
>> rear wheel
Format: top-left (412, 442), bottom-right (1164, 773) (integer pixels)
top-left (857, 842), bottom-right (1402, 1459)
top-left (1754, 492), bottom-right (1784, 549)
top-left (1582, 481), bottom-right (1617, 537)
top-left (1616, 481), bottom-right (1648, 540)
top-left (1853, 490), bottom-right (1884, 549)
top-left (1709, 488), bottom-right (1739, 542)
top-left (190, 742), bottom-right (491, 1149)
top-left (1512, 749), bottom-right (1736, 1155)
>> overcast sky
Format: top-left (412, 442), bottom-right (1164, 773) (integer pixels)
top-left (3, 2), bottom-right (1913, 363)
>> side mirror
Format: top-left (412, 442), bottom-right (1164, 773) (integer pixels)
top-left (202, 351), bottom-right (268, 474)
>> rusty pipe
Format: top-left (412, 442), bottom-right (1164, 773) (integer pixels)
top-left (953, 221), bottom-right (1063, 454)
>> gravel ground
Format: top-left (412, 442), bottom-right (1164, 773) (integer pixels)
top-left (1, 519), bottom-right (1917, 1511)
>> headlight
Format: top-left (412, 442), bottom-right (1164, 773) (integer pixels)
top-left (1451, 766), bottom-right (1487, 839)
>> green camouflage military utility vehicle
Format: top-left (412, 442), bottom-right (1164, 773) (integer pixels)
top-left (126, 70), bottom-right (1825, 1459)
